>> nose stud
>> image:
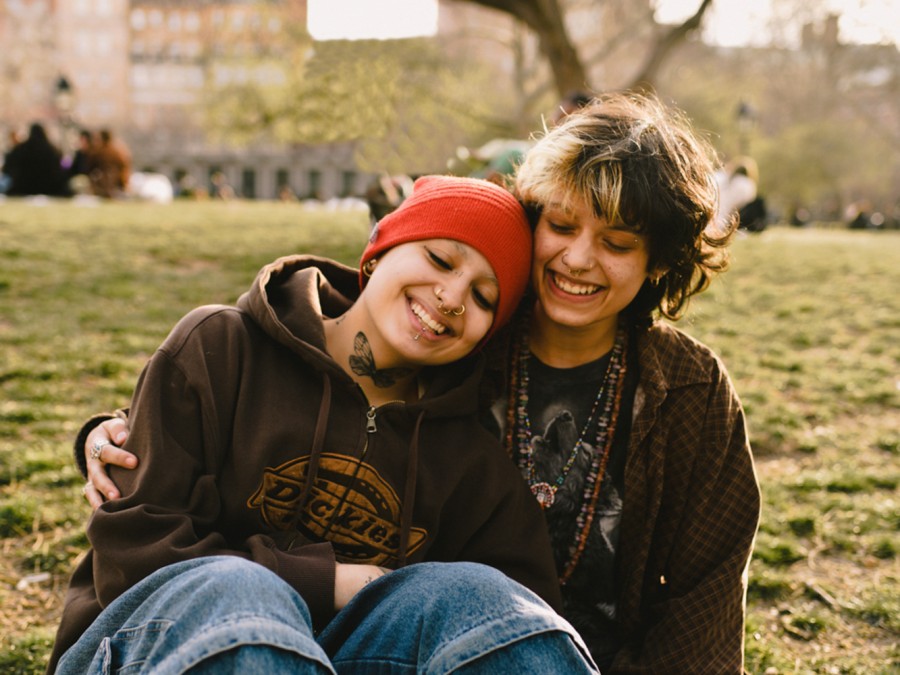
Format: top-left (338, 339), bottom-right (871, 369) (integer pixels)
top-left (434, 287), bottom-right (465, 316)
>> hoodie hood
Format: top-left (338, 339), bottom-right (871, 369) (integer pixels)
top-left (237, 254), bottom-right (486, 419)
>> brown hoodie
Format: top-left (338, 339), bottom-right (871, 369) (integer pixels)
top-left (49, 255), bottom-right (561, 671)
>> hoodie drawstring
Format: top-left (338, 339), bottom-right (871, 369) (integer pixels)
top-left (398, 410), bottom-right (425, 568)
top-left (297, 374), bottom-right (332, 513)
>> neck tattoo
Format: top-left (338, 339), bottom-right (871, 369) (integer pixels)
top-left (348, 332), bottom-right (414, 388)
top-left (505, 316), bottom-right (629, 585)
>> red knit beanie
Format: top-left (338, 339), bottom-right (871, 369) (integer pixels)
top-left (360, 175), bottom-right (532, 339)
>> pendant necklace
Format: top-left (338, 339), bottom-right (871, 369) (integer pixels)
top-left (505, 318), bottom-right (629, 584)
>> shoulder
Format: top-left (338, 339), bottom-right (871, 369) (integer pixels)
top-left (637, 322), bottom-right (727, 383)
top-left (160, 304), bottom-right (257, 356)
top-left (633, 322), bottom-right (742, 416)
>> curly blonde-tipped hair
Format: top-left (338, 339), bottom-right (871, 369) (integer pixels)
top-left (516, 92), bottom-right (732, 323)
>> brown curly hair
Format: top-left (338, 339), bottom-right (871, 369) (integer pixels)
top-left (515, 92), bottom-right (733, 323)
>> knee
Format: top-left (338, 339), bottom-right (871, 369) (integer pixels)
top-left (185, 557), bottom-right (276, 593)
top-left (396, 562), bottom-right (545, 612)
top-left (172, 557), bottom-right (310, 619)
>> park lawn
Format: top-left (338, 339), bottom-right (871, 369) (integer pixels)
top-left (1, 199), bottom-right (898, 673)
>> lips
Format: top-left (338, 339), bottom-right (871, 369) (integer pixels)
top-left (410, 299), bottom-right (449, 336)
top-left (550, 271), bottom-right (601, 296)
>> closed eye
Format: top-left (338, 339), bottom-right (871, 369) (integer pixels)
top-left (604, 231), bottom-right (642, 253)
top-left (427, 248), bottom-right (453, 270)
top-left (425, 245), bottom-right (496, 312)
top-left (548, 220), bottom-right (576, 235)
top-left (472, 288), bottom-right (496, 312)
top-left (605, 239), bottom-right (635, 253)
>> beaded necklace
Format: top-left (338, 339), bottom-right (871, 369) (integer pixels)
top-left (505, 320), bottom-right (629, 585)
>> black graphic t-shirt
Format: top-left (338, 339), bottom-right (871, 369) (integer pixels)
top-left (486, 344), bottom-right (637, 669)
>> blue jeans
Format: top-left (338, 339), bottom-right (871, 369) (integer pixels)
top-left (56, 556), bottom-right (598, 674)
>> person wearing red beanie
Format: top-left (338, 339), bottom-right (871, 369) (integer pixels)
top-left (50, 175), bottom-right (597, 674)
top-left (360, 175), bottom-right (532, 341)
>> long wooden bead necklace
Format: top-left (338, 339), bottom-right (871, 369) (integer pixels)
top-left (505, 321), bottom-right (629, 584)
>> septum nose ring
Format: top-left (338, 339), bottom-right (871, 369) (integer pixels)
top-left (434, 287), bottom-right (465, 316)
top-left (561, 252), bottom-right (594, 277)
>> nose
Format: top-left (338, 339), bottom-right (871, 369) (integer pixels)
top-left (563, 232), bottom-right (596, 270)
top-left (435, 280), bottom-right (468, 316)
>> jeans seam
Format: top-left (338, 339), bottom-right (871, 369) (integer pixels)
top-left (153, 614), bottom-right (332, 674)
top-left (425, 610), bottom-right (570, 673)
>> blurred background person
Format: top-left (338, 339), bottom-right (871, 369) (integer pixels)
top-left (66, 128), bottom-right (96, 195)
top-left (89, 128), bottom-right (131, 199)
top-left (711, 156), bottom-right (759, 235)
top-left (1, 123), bottom-right (71, 197)
top-left (0, 129), bottom-right (23, 195)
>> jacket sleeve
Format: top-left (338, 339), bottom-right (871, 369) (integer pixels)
top-left (613, 362), bottom-right (761, 674)
top-left (87, 314), bottom-right (338, 628)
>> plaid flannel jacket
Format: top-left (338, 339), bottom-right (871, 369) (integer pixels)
top-left (610, 321), bottom-right (760, 674)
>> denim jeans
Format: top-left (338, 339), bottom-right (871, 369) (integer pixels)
top-left (55, 556), bottom-right (598, 674)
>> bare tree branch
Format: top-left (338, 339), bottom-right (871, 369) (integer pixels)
top-left (452, 0), bottom-right (716, 97)
top-left (629, 0), bottom-right (715, 92)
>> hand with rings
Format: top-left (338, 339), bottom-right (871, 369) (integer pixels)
top-left (82, 417), bottom-right (138, 509)
top-left (434, 287), bottom-right (465, 316)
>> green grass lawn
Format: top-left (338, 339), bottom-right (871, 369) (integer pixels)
top-left (1, 199), bottom-right (898, 673)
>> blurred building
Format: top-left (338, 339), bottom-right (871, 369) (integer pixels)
top-left (124, 1), bottom-right (344, 200)
top-left (0, 0), bottom-right (529, 199)
top-left (0, 0), bottom-right (366, 199)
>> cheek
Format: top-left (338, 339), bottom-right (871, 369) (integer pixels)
top-left (531, 239), bottom-right (555, 281)
top-left (532, 227), bottom-right (559, 262)
top-left (604, 253), bottom-right (649, 287)
top-left (458, 308), bottom-right (494, 346)
top-left (468, 313), bottom-right (494, 341)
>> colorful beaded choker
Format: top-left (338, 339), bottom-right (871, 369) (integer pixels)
top-left (505, 320), bottom-right (629, 584)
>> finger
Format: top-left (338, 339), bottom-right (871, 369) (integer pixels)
top-left (95, 418), bottom-right (138, 469)
top-left (87, 461), bottom-right (121, 501)
top-left (85, 427), bottom-right (113, 465)
top-left (86, 423), bottom-right (137, 469)
top-left (99, 417), bottom-right (130, 446)
top-left (97, 444), bottom-right (138, 470)
top-left (82, 481), bottom-right (105, 511)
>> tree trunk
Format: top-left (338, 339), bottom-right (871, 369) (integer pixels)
top-left (454, 0), bottom-right (588, 97)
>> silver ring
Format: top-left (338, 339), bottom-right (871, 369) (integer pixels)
top-left (90, 439), bottom-right (110, 462)
top-left (82, 481), bottom-right (93, 496)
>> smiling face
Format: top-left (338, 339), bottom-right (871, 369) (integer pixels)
top-left (359, 238), bottom-right (498, 368)
top-left (531, 192), bottom-right (651, 340)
